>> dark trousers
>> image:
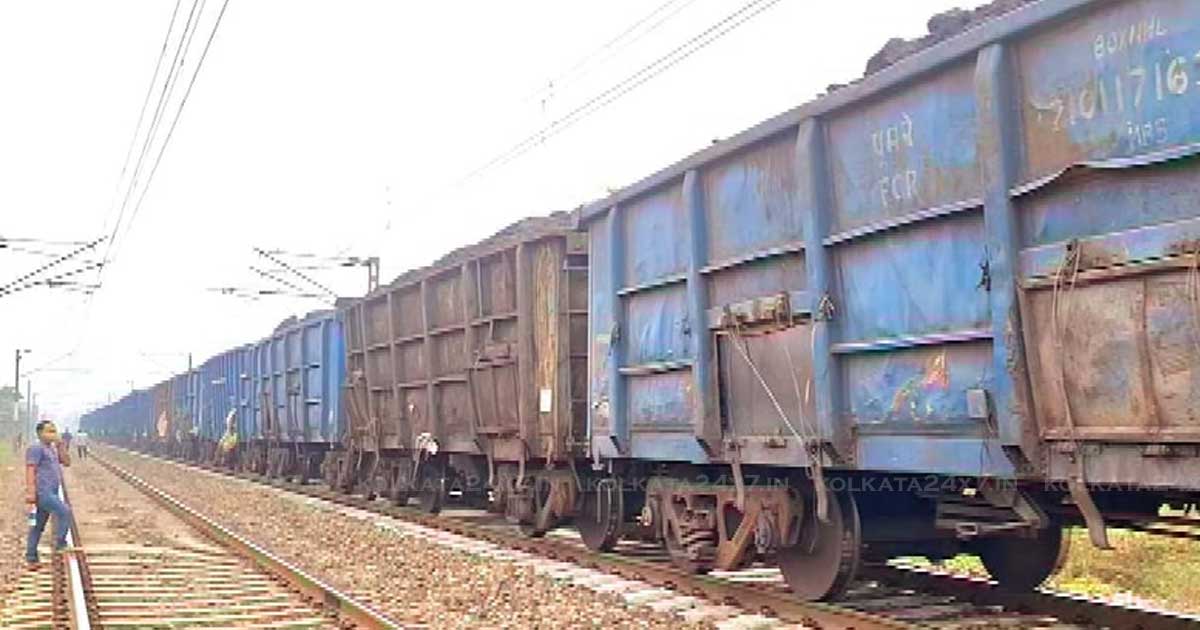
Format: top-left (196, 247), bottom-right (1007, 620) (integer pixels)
top-left (25, 491), bottom-right (71, 562)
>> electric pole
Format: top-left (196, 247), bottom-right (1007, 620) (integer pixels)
top-left (13, 348), bottom-right (30, 433)
top-left (26, 380), bottom-right (32, 441)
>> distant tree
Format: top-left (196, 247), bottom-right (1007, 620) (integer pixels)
top-left (0, 385), bottom-right (17, 424)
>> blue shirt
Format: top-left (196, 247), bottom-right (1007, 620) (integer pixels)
top-left (26, 443), bottom-right (63, 498)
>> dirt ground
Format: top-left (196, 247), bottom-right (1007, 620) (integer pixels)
top-left (0, 446), bottom-right (28, 601)
top-left (103, 446), bottom-right (709, 629)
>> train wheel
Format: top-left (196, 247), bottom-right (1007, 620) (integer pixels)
top-left (577, 477), bottom-right (623, 552)
top-left (976, 524), bottom-right (1066, 591)
top-left (777, 489), bottom-right (861, 601)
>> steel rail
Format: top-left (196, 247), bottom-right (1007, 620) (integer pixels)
top-left (57, 482), bottom-right (92, 630)
top-left (106, 447), bottom-right (915, 630)
top-left (103, 445), bottom-right (1200, 630)
top-left (92, 454), bottom-right (408, 630)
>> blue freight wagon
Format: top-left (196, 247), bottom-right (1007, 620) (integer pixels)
top-left (235, 310), bottom-right (345, 481)
top-left (197, 344), bottom-right (250, 464)
top-left (575, 0), bottom-right (1200, 601)
top-left (85, 388), bottom-right (152, 446)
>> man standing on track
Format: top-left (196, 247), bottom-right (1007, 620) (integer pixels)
top-left (75, 431), bottom-right (88, 459)
top-left (25, 420), bottom-right (72, 566)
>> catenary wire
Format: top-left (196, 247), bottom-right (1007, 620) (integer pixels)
top-left (56, 0), bottom-right (233, 375)
top-left (522, 0), bottom-right (700, 107)
top-left (101, 0), bottom-right (202, 275)
top-left (459, 0), bottom-right (781, 184)
top-left (115, 0), bottom-right (233, 253)
top-left (97, 0), bottom-right (185, 255)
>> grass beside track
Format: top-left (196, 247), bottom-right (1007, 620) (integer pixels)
top-left (908, 526), bottom-right (1200, 614)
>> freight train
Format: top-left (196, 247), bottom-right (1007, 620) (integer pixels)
top-left (83, 0), bottom-right (1200, 602)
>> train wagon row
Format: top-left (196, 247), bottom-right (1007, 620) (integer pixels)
top-left (85, 311), bottom-right (344, 478)
top-left (82, 0), bottom-right (1200, 602)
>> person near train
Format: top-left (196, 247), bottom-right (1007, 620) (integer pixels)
top-left (75, 431), bottom-right (89, 459)
top-left (24, 420), bottom-right (72, 566)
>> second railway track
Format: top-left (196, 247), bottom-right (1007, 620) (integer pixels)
top-left (55, 454), bottom-right (402, 629)
top-left (92, 445), bottom-right (1200, 630)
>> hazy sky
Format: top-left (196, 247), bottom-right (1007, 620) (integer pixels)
top-left (1, 0), bottom-right (971, 423)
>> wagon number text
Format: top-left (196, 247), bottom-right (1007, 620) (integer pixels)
top-left (1034, 16), bottom-right (1200, 153)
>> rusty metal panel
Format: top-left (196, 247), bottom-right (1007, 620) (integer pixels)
top-left (531, 240), bottom-right (564, 458)
top-left (339, 214), bottom-right (582, 462)
top-left (628, 371), bottom-right (694, 429)
top-left (716, 325), bottom-right (815, 439)
top-left (827, 61), bottom-right (980, 235)
top-left (393, 286), bottom-right (423, 338)
top-left (1022, 266), bottom-right (1200, 438)
top-left (479, 252), bottom-right (517, 316)
top-left (363, 296), bottom-right (389, 347)
top-left (429, 272), bottom-right (465, 331)
top-left (1017, 0), bottom-right (1200, 181)
top-left (1016, 137), bottom-right (1200, 444)
top-left (432, 330), bottom-right (467, 378)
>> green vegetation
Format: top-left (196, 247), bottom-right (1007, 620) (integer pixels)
top-left (898, 527), bottom-right (1200, 614)
top-left (1051, 527), bottom-right (1200, 612)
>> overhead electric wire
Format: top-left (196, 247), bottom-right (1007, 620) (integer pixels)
top-left (0, 237), bottom-right (105, 294)
top-left (253, 247), bottom-right (338, 298)
top-left (116, 0), bottom-right (232, 250)
top-left (262, 249), bottom-right (373, 266)
top-left (97, 0), bottom-right (185, 258)
top-left (109, 0), bottom-right (206, 253)
top-left (51, 0), bottom-right (232, 371)
top-left (460, 0), bottom-right (782, 184)
top-left (0, 236), bottom-right (90, 247)
top-left (96, 0), bottom-right (198, 295)
top-left (1, 245), bottom-right (68, 258)
top-left (0, 262), bottom-right (105, 299)
top-left (522, 0), bottom-right (700, 106)
top-left (208, 287), bottom-right (330, 300)
top-left (249, 266), bottom-right (333, 304)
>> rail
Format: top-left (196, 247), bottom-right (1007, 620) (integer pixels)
top-left (57, 482), bottom-right (92, 629)
top-left (97, 445), bottom-right (1200, 630)
top-left (92, 454), bottom-right (407, 630)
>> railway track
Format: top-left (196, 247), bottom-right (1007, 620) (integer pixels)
top-left (94, 446), bottom-right (1200, 630)
top-left (0, 553), bottom-right (70, 629)
top-left (1, 455), bottom-right (406, 630)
